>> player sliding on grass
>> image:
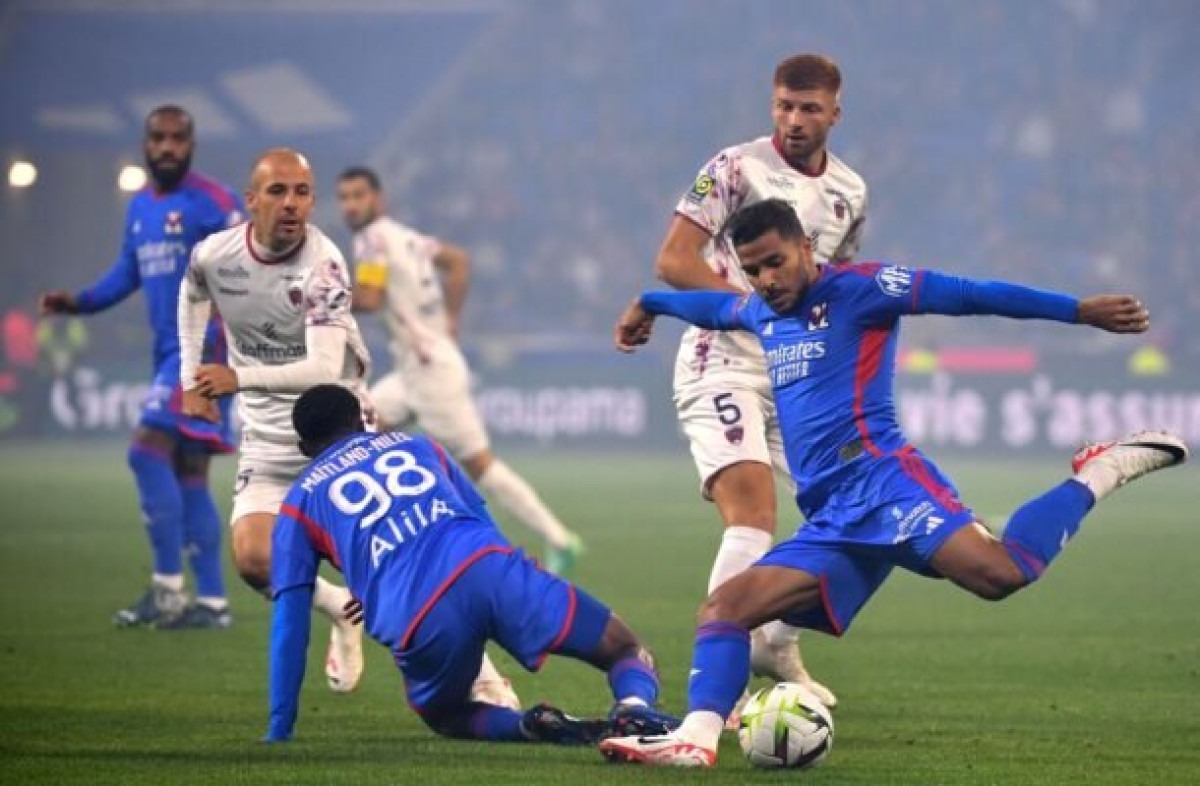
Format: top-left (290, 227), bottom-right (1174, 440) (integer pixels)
top-left (602, 198), bottom-right (1188, 767)
top-left (263, 384), bottom-right (679, 745)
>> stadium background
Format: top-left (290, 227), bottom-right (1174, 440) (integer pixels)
top-left (1, 1), bottom-right (1198, 784)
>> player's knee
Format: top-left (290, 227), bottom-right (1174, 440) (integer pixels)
top-left (696, 590), bottom-right (740, 626)
top-left (597, 615), bottom-right (642, 664)
top-left (969, 561), bottom-right (1028, 601)
top-left (231, 532), bottom-right (271, 590)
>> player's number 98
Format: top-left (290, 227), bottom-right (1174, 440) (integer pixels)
top-left (328, 449), bottom-right (437, 529)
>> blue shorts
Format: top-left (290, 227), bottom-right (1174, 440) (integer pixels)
top-left (759, 448), bottom-right (976, 636)
top-left (396, 548), bottom-right (611, 716)
top-left (138, 367), bottom-right (235, 454)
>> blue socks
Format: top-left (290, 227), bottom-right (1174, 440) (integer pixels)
top-left (180, 477), bottom-right (226, 602)
top-left (688, 621), bottom-right (751, 716)
top-left (127, 442), bottom-right (184, 578)
top-left (425, 703), bottom-right (524, 741)
top-left (1002, 479), bottom-right (1095, 582)
top-left (607, 655), bottom-right (660, 705)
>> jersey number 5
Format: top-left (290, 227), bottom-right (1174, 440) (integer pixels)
top-left (328, 449), bottom-right (437, 530)
top-left (713, 393), bottom-right (742, 426)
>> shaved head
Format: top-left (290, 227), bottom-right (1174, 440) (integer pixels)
top-left (245, 147), bottom-right (316, 254)
top-left (250, 148), bottom-right (312, 190)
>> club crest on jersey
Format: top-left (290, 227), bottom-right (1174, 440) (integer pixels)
top-left (808, 302), bottom-right (830, 331)
top-left (876, 265), bottom-right (914, 298)
top-left (164, 211), bottom-right (184, 235)
top-left (725, 426), bottom-right (744, 445)
top-left (287, 284), bottom-right (304, 308)
top-left (826, 187), bottom-right (853, 222)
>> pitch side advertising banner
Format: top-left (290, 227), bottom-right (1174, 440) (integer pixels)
top-left (4, 356), bottom-right (1200, 454)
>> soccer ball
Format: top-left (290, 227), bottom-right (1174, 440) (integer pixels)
top-left (738, 683), bottom-right (834, 769)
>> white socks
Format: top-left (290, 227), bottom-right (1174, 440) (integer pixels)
top-left (478, 460), bottom-right (572, 549)
top-left (759, 619), bottom-right (801, 647)
top-left (152, 573), bottom-right (184, 592)
top-left (677, 711), bottom-right (724, 750)
top-left (707, 526), bottom-right (771, 593)
top-left (312, 577), bottom-right (352, 624)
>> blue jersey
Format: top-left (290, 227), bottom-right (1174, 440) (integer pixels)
top-left (642, 264), bottom-right (1079, 513)
top-left (273, 431), bottom-right (509, 651)
top-left (75, 171), bottom-right (242, 376)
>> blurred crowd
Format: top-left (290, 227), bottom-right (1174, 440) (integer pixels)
top-left (384, 0), bottom-right (1199, 358)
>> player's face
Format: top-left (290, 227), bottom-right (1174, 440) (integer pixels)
top-left (337, 178), bottom-right (381, 231)
top-left (246, 161), bottom-right (315, 251)
top-left (771, 85), bottom-right (840, 167)
top-left (143, 113), bottom-right (194, 191)
top-left (736, 229), bottom-right (816, 314)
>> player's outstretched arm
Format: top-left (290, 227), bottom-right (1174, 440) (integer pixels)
top-left (265, 584), bottom-right (314, 743)
top-left (40, 248), bottom-right (140, 316)
top-left (615, 291), bottom-right (748, 353)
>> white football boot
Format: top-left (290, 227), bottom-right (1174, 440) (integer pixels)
top-left (749, 627), bottom-right (838, 709)
top-left (325, 618), bottom-right (364, 693)
top-left (1071, 430), bottom-right (1188, 501)
top-left (600, 733), bottom-right (717, 768)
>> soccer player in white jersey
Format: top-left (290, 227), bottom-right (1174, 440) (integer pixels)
top-left (177, 149), bottom-right (371, 692)
top-left (336, 167), bottom-right (584, 575)
top-left (654, 54), bottom-right (868, 710)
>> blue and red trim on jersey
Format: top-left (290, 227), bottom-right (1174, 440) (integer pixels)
top-left (279, 502), bottom-right (343, 570)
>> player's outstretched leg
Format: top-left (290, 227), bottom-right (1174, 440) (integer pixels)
top-left (116, 429), bottom-right (188, 627)
top-left (601, 564), bottom-right (822, 768)
top-left (933, 430), bottom-right (1188, 600)
top-left (465, 451), bottom-right (584, 575)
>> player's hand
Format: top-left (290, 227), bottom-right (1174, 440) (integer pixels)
top-left (182, 388), bottom-right (221, 423)
top-left (614, 298), bottom-right (656, 353)
top-left (195, 364), bottom-right (240, 397)
top-left (343, 598), bottom-right (364, 626)
top-left (39, 291), bottom-right (79, 315)
top-left (1078, 295), bottom-right (1150, 334)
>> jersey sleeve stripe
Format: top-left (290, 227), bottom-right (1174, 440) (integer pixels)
top-left (279, 502), bottom-right (342, 570)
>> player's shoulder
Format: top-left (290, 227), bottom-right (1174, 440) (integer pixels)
top-left (191, 222), bottom-right (246, 265)
top-left (183, 171), bottom-right (242, 213)
top-left (821, 261), bottom-right (916, 299)
top-left (822, 151), bottom-right (867, 196)
top-left (303, 224), bottom-right (346, 262)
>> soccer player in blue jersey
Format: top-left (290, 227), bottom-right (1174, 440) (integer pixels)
top-left (600, 198), bottom-right (1188, 767)
top-left (40, 106), bottom-right (242, 629)
top-left (265, 384), bottom-right (678, 744)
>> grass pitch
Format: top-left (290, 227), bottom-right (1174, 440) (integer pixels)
top-left (0, 442), bottom-right (1197, 784)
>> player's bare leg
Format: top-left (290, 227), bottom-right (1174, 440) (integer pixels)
top-left (932, 430), bottom-right (1188, 600)
top-left (233, 511), bottom-right (364, 692)
top-left (602, 565), bottom-right (822, 767)
top-left (461, 449), bottom-right (584, 575)
top-left (707, 460), bottom-right (836, 718)
top-left (115, 426), bottom-right (188, 627)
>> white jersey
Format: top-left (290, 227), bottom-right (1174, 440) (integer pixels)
top-left (187, 222), bottom-right (371, 455)
top-left (352, 216), bottom-right (452, 368)
top-left (672, 135), bottom-right (868, 387)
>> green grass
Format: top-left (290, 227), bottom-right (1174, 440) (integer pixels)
top-left (0, 442), bottom-right (1197, 784)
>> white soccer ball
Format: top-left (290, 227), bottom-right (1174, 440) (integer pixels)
top-left (738, 682), bottom-right (834, 769)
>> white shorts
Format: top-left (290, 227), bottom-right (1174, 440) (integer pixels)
top-left (370, 352), bottom-right (490, 461)
top-left (674, 375), bottom-right (792, 499)
top-left (230, 440), bottom-right (308, 524)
